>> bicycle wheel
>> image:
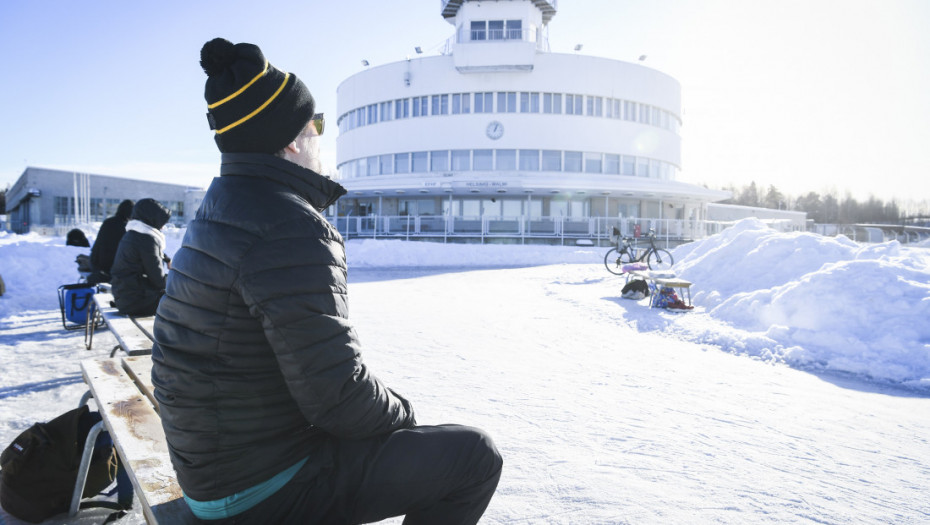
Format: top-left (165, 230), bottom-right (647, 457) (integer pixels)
top-left (646, 249), bottom-right (674, 271)
top-left (604, 248), bottom-right (634, 275)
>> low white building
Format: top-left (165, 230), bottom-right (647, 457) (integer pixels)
top-left (332, 0), bottom-right (729, 243)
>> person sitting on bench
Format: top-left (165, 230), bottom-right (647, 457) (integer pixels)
top-left (110, 198), bottom-right (171, 317)
top-left (87, 199), bottom-right (134, 285)
top-left (152, 38), bottom-right (502, 525)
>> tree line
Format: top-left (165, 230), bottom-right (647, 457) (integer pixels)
top-left (717, 181), bottom-right (929, 225)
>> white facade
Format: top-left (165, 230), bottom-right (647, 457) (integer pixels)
top-left (333, 0), bottom-right (728, 242)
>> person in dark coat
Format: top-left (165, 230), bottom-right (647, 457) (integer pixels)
top-left (152, 38), bottom-right (501, 524)
top-left (110, 198), bottom-right (171, 317)
top-left (65, 228), bottom-right (90, 247)
top-left (87, 199), bottom-right (133, 284)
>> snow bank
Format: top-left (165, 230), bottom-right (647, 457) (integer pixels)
top-left (672, 218), bottom-right (930, 389)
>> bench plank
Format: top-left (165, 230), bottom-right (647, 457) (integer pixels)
top-left (81, 358), bottom-right (195, 524)
top-left (122, 356), bottom-right (158, 411)
top-left (92, 293), bottom-right (155, 356)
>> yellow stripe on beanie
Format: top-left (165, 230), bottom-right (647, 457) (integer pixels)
top-left (207, 60), bottom-right (270, 109)
top-left (215, 73), bottom-right (290, 135)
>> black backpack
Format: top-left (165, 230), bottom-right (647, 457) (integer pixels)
top-left (621, 278), bottom-right (650, 297)
top-left (0, 405), bottom-right (132, 523)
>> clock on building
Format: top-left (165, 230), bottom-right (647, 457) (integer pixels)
top-left (486, 121), bottom-right (504, 140)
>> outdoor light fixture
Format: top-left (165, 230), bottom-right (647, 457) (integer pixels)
top-left (361, 59), bottom-right (369, 66)
top-left (574, 44), bottom-right (583, 51)
top-left (638, 55), bottom-right (647, 61)
top-left (415, 46), bottom-right (423, 54)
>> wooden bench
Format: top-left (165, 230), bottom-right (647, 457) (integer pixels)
top-left (85, 290), bottom-right (156, 356)
top-left (75, 356), bottom-right (195, 524)
top-left (626, 270), bottom-right (694, 308)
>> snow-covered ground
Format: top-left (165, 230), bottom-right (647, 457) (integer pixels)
top-left (1, 219), bottom-right (928, 524)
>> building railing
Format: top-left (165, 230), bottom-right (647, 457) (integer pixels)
top-left (327, 215), bottom-right (721, 247)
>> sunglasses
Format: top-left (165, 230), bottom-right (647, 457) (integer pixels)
top-left (311, 113), bottom-right (325, 136)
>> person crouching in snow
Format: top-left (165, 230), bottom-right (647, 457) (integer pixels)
top-left (110, 198), bottom-right (171, 317)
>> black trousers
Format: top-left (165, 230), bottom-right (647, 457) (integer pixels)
top-left (204, 425), bottom-right (503, 525)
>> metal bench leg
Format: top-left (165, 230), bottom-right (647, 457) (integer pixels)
top-left (78, 390), bottom-right (94, 408)
top-left (85, 304), bottom-right (98, 350)
top-left (69, 420), bottom-right (106, 517)
top-left (110, 345), bottom-right (121, 358)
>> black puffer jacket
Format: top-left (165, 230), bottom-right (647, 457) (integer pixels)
top-left (110, 199), bottom-right (171, 316)
top-left (152, 154), bottom-right (416, 501)
top-left (90, 199), bottom-right (134, 277)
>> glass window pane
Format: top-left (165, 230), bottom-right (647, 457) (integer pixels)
top-left (367, 156), bottom-right (379, 176)
top-left (584, 152), bottom-right (602, 173)
top-left (452, 149), bottom-right (471, 170)
top-left (506, 20), bottom-right (522, 40)
top-left (637, 157), bottom-right (649, 177)
top-left (542, 150), bottom-right (561, 171)
top-left (394, 153), bottom-right (410, 173)
top-left (530, 92), bottom-right (539, 113)
top-left (496, 149), bottom-right (516, 170)
top-left (552, 93), bottom-right (561, 114)
top-left (621, 155), bottom-right (635, 175)
top-left (564, 151), bottom-right (582, 172)
top-left (380, 154), bottom-right (393, 175)
top-left (412, 151), bottom-right (428, 172)
top-left (471, 21), bottom-right (486, 41)
top-left (519, 149), bottom-right (539, 171)
top-left (489, 20), bottom-right (504, 40)
top-left (474, 149), bottom-right (493, 170)
top-left (430, 150), bottom-right (450, 171)
top-left (604, 154), bottom-right (620, 174)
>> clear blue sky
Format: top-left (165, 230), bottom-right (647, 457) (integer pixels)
top-left (2, 0), bottom-right (929, 206)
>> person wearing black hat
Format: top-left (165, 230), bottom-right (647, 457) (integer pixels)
top-left (152, 38), bottom-right (502, 524)
top-left (87, 199), bottom-right (134, 284)
top-left (110, 198), bottom-right (171, 317)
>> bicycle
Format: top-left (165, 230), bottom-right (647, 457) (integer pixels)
top-left (603, 227), bottom-right (674, 274)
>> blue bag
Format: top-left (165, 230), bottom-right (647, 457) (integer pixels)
top-left (58, 283), bottom-right (96, 330)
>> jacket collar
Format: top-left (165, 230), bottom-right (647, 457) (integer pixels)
top-left (220, 153), bottom-right (347, 211)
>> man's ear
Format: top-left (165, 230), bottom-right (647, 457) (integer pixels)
top-left (284, 140), bottom-right (299, 154)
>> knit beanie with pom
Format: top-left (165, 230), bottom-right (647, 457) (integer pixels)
top-left (200, 38), bottom-right (315, 154)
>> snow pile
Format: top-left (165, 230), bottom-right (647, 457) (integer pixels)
top-left (672, 218), bottom-right (930, 389)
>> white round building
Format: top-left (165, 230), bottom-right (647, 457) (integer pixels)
top-left (333, 0), bottom-right (728, 243)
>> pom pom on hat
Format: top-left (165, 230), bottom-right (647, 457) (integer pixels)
top-left (200, 37), bottom-right (315, 154)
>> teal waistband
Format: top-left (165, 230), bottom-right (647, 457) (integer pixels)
top-left (183, 456), bottom-right (309, 520)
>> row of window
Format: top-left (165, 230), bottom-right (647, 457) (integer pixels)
top-left (337, 91), bottom-right (680, 135)
top-left (469, 19), bottom-right (523, 41)
top-left (338, 149), bottom-right (677, 180)
top-left (53, 196), bottom-right (184, 223)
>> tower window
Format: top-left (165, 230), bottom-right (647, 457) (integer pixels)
top-left (471, 21), bottom-right (486, 41)
top-left (506, 20), bottom-right (522, 40)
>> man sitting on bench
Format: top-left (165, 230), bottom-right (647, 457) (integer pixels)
top-left (152, 38), bottom-right (502, 524)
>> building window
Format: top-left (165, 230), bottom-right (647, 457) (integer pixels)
top-left (497, 92), bottom-right (516, 113)
top-left (395, 98), bottom-right (409, 119)
top-left (543, 93), bottom-right (562, 114)
top-left (412, 96), bottom-right (428, 117)
top-left (380, 101), bottom-right (392, 122)
top-left (430, 150), bottom-right (450, 171)
top-left (605, 154), bottom-right (620, 174)
top-left (638, 103), bottom-right (649, 124)
top-left (379, 154), bottom-right (393, 175)
top-left (621, 155), bottom-right (635, 175)
top-left (584, 152), bottom-right (602, 173)
top-left (564, 151), bottom-right (582, 172)
top-left (566, 94), bottom-right (583, 115)
top-left (520, 92), bottom-right (540, 113)
top-left (452, 93), bottom-right (471, 114)
top-left (367, 156), bottom-right (379, 176)
top-left (488, 20), bottom-right (504, 40)
top-left (474, 149), bottom-right (493, 170)
top-left (519, 150), bottom-right (539, 171)
top-left (367, 104), bottom-right (377, 124)
top-left (395, 153), bottom-right (410, 173)
top-left (431, 94), bottom-right (449, 116)
top-left (637, 157), bottom-right (650, 177)
top-left (542, 150), bottom-right (561, 171)
top-left (623, 100), bottom-right (635, 121)
top-left (496, 149), bottom-right (516, 170)
top-left (452, 149), bottom-right (471, 170)
top-left (412, 151), bottom-right (428, 172)
top-left (506, 20), bottom-right (522, 40)
top-left (471, 21), bottom-right (486, 41)
top-left (474, 92), bottom-right (493, 113)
